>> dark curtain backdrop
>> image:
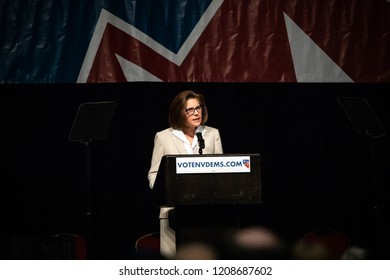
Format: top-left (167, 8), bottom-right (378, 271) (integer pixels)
top-left (1, 82), bottom-right (389, 259)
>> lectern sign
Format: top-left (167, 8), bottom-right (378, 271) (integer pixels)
top-left (176, 156), bottom-right (251, 174)
top-left (153, 154), bottom-right (261, 206)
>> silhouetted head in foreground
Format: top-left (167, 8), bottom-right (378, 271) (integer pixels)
top-left (218, 226), bottom-right (289, 259)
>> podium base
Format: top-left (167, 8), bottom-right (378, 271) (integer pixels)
top-left (175, 205), bottom-right (245, 246)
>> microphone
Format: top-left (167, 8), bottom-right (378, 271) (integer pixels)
top-left (195, 129), bottom-right (205, 155)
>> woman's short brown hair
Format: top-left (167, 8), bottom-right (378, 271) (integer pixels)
top-left (168, 90), bottom-right (209, 129)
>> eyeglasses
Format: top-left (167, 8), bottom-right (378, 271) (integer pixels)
top-left (184, 105), bottom-right (203, 116)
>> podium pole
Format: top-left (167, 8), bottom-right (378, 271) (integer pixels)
top-left (368, 135), bottom-right (383, 255)
top-left (83, 140), bottom-right (93, 259)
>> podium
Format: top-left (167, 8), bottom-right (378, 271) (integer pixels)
top-left (153, 154), bottom-right (262, 246)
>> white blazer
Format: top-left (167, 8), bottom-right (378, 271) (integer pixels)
top-left (147, 125), bottom-right (223, 189)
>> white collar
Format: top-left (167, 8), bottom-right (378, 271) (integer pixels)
top-left (172, 126), bottom-right (206, 154)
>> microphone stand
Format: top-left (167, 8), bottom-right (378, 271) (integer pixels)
top-left (196, 132), bottom-right (205, 155)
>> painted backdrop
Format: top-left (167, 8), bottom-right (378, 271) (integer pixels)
top-left (1, 0), bottom-right (389, 83)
